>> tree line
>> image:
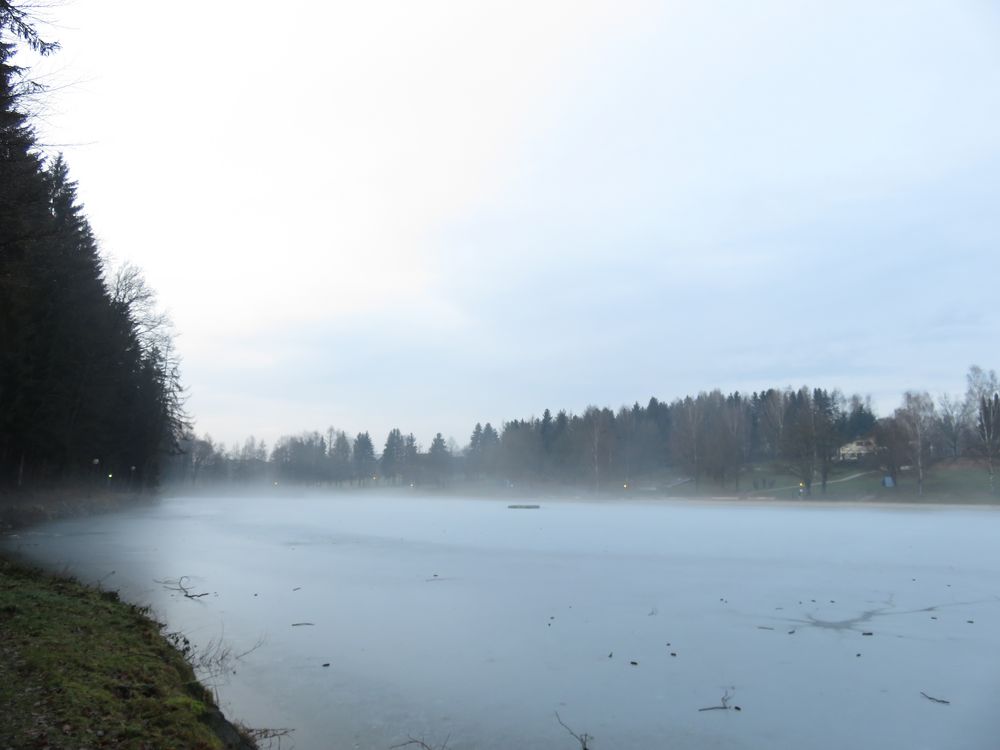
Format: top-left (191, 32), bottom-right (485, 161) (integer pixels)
top-left (0, 6), bottom-right (186, 490)
top-left (169, 365), bottom-right (1000, 496)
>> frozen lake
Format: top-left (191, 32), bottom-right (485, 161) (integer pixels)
top-left (3, 493), bottom-right (999, 749)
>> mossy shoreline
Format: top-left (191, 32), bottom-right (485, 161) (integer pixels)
top-left (0, 490), bottom-right (259, 749)
top-left (0, 557), bottom-right (258, 749)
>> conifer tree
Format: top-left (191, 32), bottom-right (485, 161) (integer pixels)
top-left (0, 5), bottom-right (186, 488)
top-left (352, 432), bottom-right (376, 484)
top-left (381, 428), bottom-right (404, 484)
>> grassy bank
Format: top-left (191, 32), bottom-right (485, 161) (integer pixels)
top-left (638, 460), bottom-right (999, 503)
top-left (0, 487), bottom-right (153, 532)
top-left (0, 558), bottom-right (255, 749)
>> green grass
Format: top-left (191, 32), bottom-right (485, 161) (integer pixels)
top-left (0, 558), bottom-right (243, 749)
top-left (650, 460), bottom-right (1000, 503)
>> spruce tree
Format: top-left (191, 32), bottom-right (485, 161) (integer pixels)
top-left (0, 5), bottom-right (186, 488)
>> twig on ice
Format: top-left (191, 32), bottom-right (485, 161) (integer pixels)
top-left (389, 733), bottom-right (450, 750)
top-left (242, 726), bottom-right (293, 750)
top-left (154, 575), bottom-right (210, 599)
top-left (555, 711), bottom-right (594, 749)
top-left (699, 688), bottom-right (741, 712)
top-left (920, 691), bottom-right (950, 705)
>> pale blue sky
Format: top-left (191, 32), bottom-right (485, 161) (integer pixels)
top-left (29, 0), bottom-right (1000, 449)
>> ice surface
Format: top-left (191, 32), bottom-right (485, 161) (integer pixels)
top-left (3, 494), bottom-right (999, 749)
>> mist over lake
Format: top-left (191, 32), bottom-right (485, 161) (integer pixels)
top-left (3, 493), bottom-right (999, 750)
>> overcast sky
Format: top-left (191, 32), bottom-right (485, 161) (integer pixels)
top-left (26, 0), bottom-right (1000, 449)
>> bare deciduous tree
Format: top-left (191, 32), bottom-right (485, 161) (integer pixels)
top-left (898, 391), bottom-right (936, 495)
top-left (936, 393), bottom-right (967, 459)
top-left (109, 261), bottom-right (172, 354)
top-left (975, 393), bottom-right (1000, 494)
top-left (965, 366), bottom-right (1000, 493)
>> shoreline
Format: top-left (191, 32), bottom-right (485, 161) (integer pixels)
top-left (0, 491), bottom-right (260, 749)
top-left (185, 482), bottom-right (999, 511)
top-left (0, 556), bottom-right (258, 749)
top-left (0, 487), bottom-right (157, 532)
top-left (9, 483), bottom-right (994, 532)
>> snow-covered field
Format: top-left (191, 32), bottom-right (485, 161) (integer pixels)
top-left (5, 494), bottom-right (999, 749)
